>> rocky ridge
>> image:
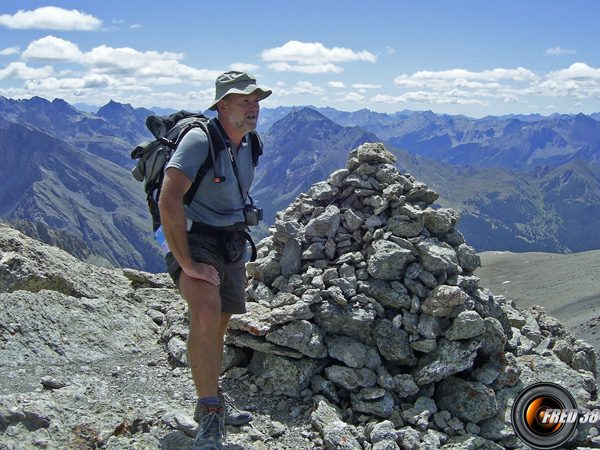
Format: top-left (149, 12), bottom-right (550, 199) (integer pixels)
top-left (1, 143), bottom-right (599, 449)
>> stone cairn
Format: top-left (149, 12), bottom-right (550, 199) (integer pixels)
top-left (164, 143), bottom-right (598, 448)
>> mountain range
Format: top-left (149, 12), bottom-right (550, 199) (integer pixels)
top-left (0, 121), bottom-right (164, 272)
top-left (1, 96), bottom-right (599, 272)
top-left (258, 107), bottom-right (600, 170)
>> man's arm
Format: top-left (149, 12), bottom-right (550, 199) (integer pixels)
top-left (158, 167), bottom-right (220, 286)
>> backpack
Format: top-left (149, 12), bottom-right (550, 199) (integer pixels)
top-left (130, 110), bottom-right (263, 243)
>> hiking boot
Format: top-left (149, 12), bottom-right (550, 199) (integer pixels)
top-left (192, 402), bottom-right (224, 450)
top-left (220, 391), bottom-right (253, 426)
top-left (194, 392), bottom-right (253, 426)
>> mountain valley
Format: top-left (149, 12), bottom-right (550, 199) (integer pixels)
top-left (1, 96), bottom-right (599, 272)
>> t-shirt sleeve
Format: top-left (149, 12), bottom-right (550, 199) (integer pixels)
top-left (165, 128), bottom-right (209, 182)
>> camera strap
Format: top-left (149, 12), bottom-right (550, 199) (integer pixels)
top-left (224, 136), bottom-right (259, 262)
top-left (225, 144), bottom-right (254, 206)
top-left (212, 119), bottom-right (252, 206)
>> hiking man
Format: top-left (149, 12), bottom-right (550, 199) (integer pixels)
top-left (158, 71), bottom-right (271, 449)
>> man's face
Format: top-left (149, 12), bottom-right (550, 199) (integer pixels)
top-left (221, 92), bottom-right (261, 135)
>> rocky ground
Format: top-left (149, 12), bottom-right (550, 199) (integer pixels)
top-left (477, 250), bottom-right (600, 377)
top-left (0, 222), bottom-right (320, 449)
top-left (2, 143), bottom-right (600, 450)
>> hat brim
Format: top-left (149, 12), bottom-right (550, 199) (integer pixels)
top-left (208, 86), bottom-right (272, 111)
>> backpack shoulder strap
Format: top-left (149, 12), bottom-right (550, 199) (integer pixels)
top-left (182, 123), bottom-right (263, 206)
top-left (248, 131), bottom-right (263, 166)
top-left (182, 119), bottom-right (227, 205)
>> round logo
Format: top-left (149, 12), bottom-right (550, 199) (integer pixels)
top-left (512, 382), bottom-right (579, 449)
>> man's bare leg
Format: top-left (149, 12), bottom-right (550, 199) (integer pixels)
top-left (179, 273), bottom-right (231, 398)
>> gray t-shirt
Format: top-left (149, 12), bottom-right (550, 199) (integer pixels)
top-left (166, 119), bottom-right (255, 227)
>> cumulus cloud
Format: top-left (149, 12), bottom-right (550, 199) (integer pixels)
top-left (19, 36), bottom-right (219, 81)
top-left (0, 62), bottom-right (53, 80)
top-left (394, 67), bottom-right (538, 89)
top-left (545, 46), bottom-right (576, 56)
top-left (339, 92), bottom-right (366, 103)
top-left (545, 62), bottom-right (600, 82)
top-left (3, 35), bottom-right (227, 108)
top-left (268, 61), bottom-right (344, 74)
top-left (82, 45), bottom-right (186, 77)
top-left (385, 62), bottom-right (600, 109)
top-left (391, 67), bottom-right (538, 105)
top-left (0, 7), bottom-right (101, 30)
top-left (328, 81), bottom-right (346, 88)
top-left (0, 46), bottom-right (20, 56)
top-left (353, 83), bottom-right (381, 89)
top-left (536, 63), bottom-right (600, 98)
top-left (262, 41), bottom-right (376, 73)
top-left (372, 91), bottom-right (488, 106)
top-left (22, 36), bottom-right (83, 62)
top-left (24, 74), bottom-right (118, 92)
top-left (229, 63), bottom-right (260, 72)
top-left (276, 81), bottom-right (325, 96)
top-left (293, 81), bottom-right (325, 95)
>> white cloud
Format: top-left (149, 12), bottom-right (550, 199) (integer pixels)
top-left (0, 7), bottom-right (101, 30)
top-left (277, 81), bottom-right (325, 96)
top-left (328, 81), bottom-right (346, 88)
top-left (0, 46), bottom-right (20, 56)
top-left (293, 81), bottom-right (325, 95)
top-left (385, 67), bottom-right (555, 107)
top-left (536, 63), bottom-right (600, 99)
top-left (353, 83), bottom-right (381, 89)
top-left (338, 92), bottom-right (366, 103)
top-left (229, 63), bottom-right (260, 72)
top-left (20, 36), bottom-right (220, 82)
top-left (0, 62), bottom-right (53, 80)
top-left (267, 61), bottom-right (343, 74)
top-left (503, 96), bottom-right (519, 103)
top-left (262, 41), bottom-right (376, 74)
top-left (22, 36), bottom-right (83, 62)
top-left (82, 45), bottom-right (184, 76)
top-left (383, 62), bottom-right (600, 109)
top-left (545, 62), bottom-right (600, 82)
top-left (372, 91), bottom-right (487, 106)
top-left (545, 46), bottom-right (576, 56)
top-left (394, 67), bottom-right (538, 89)
top-left (24, 74), bottom-right (117, 91)
top-left (263, 41), bottom-right (376, 64)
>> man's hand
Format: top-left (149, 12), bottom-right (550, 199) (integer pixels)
top-left (159, 167), bottom-right (221, 286)
top-left (182, 261), bottom-right (220, 287)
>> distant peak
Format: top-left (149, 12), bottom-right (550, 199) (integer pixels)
top-left (97, 100), bottom-right (135, 118)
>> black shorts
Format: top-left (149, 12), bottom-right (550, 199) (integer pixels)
top-left (165, 226), bottom-right (248, 315)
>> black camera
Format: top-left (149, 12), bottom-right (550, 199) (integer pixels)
top-left (244, 204), bottom-right (263, 226)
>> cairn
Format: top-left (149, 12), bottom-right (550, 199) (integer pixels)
top-left (218, 142), bottom-right (598, 448)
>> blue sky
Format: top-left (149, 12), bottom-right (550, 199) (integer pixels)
top-left (1, 1), bottom-right (599, 118)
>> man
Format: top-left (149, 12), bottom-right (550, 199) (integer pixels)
top-left (158, 71), bottom-right (271, 450)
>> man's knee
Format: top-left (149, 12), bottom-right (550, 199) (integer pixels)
top-left (181, 277), bottom-right (221, 320)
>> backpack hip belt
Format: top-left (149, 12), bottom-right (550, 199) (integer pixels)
top-left (188, 222), bottom-right (257, 263)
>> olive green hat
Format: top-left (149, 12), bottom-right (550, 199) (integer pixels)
top-left (208, 71), bottom-right (272, 111)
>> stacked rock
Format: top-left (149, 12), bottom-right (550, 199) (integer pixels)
top-left (216, 143), bottom-right (597, 447)
top-left (234, 143), bottom-right (495, 403)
